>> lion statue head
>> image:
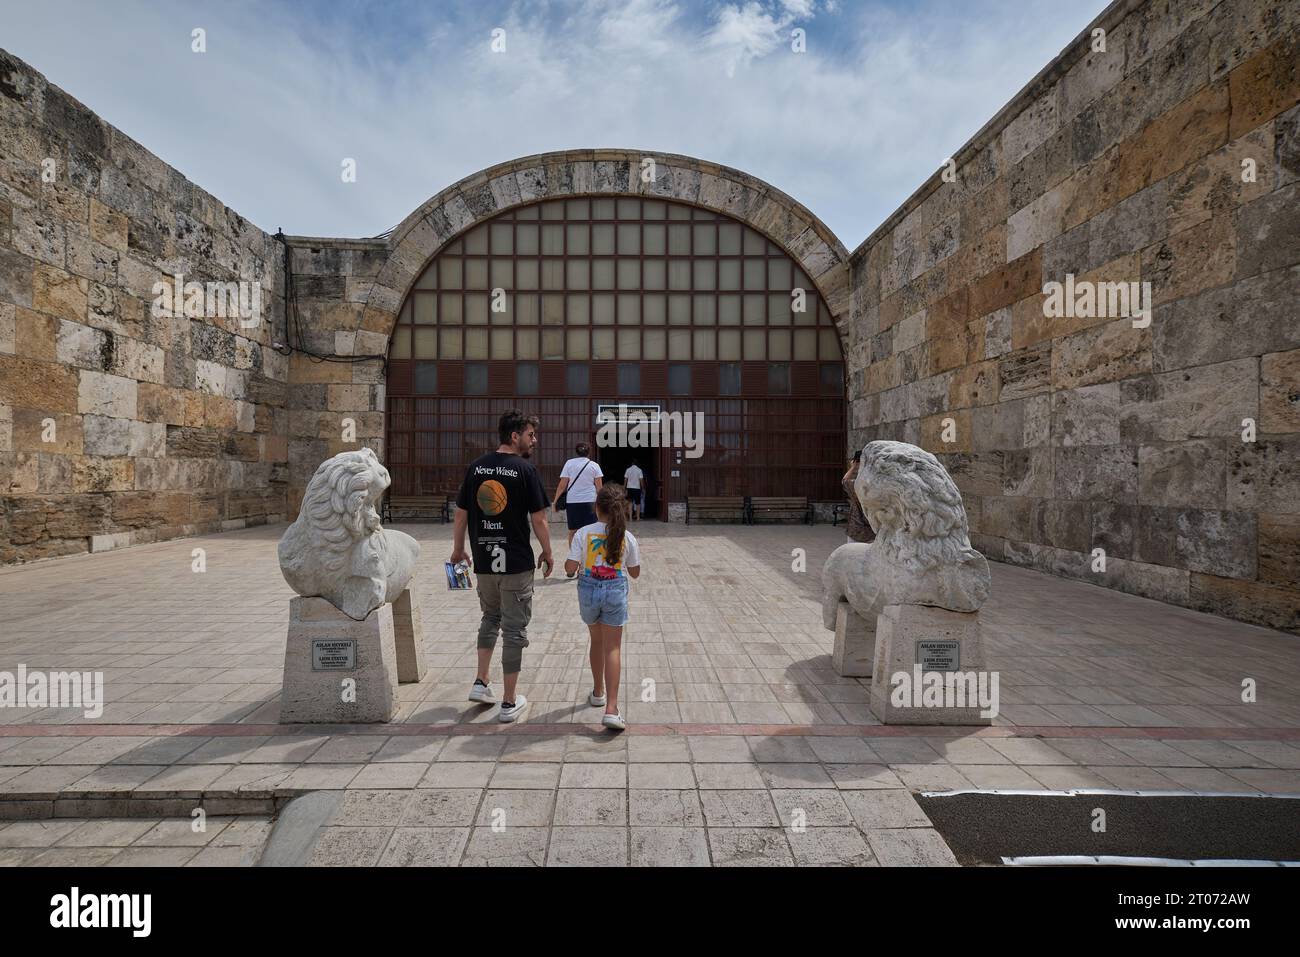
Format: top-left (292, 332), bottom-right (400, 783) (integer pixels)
top-left (278, 447), bottom-right (421, 620)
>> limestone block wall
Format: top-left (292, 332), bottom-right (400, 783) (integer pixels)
top-left (0, 50), bottom-right (289, 562)
top-left (846, 0), bottom-right (1300, 632)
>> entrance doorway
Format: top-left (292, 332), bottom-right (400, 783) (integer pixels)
top-left (596, 443), bottom-right (660, 520)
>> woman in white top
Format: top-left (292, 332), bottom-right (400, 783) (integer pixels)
top-left (553, 443), bottom-right (603, 546)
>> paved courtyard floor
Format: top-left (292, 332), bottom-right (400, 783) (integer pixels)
top-left (0, 520), bottom-right (1298, 866)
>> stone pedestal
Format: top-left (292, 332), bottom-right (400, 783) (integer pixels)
top-left (832, 601), bottom-right (874, 677)
top-left (868, 604), bottom-right (993, 726)
top-left (391, 588), bottom-right (427, 684)
top-left (280, 597), bottom-right (398, 723)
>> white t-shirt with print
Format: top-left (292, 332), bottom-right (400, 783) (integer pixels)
top-left (560, 457), bottom-right (602, 504)
top-left (623, 464), bottom-right (644, 490)
top-left (566, 521), bottom-right (640, 578)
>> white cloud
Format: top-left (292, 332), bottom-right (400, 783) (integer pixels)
top-left (0, 0), bottom-right (1109, 249)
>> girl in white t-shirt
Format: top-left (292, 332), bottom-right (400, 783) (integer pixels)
top-left (565, 483), bottom-right (641, 730)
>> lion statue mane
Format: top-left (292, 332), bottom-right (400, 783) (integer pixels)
top-left (278, 447), bottom-right (421, 621)
top-left (822, 440), bottom-right (989, 631)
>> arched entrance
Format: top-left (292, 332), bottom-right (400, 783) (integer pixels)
top-left (365, 151), bottom-right (852, 516)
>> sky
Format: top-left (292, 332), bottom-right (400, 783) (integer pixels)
top-left (0, 0), bottom-right (1108, 249)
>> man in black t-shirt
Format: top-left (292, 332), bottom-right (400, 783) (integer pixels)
top-left (451, 409), bottom-right (552, 723)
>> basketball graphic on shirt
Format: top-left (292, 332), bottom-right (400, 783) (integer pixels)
top-left (477, 479), bottom-right (508, 515)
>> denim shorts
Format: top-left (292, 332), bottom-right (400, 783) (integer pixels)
top-left (577, 574), bottom-right (629, 626)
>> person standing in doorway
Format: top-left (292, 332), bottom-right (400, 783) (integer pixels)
top-left (554, 443), bottom-right (603, 548)
top-left (843, 450), bottom-right (875, 546)
top-left (451, 409), bottom-right (553, 723)
top-left (623, 459), bottom-right (644, 520)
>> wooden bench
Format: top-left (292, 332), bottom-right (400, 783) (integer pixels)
top-left (382, 493), bottom-right (454, 523)
top-left (686, 496), bottom-right (747, 525)
top-left (746, 496), bottom-right (812, 525)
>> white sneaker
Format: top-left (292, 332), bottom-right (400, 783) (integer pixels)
top-left (468, 681), bottom-right (496, 704)
top-left (588, 691), bottom-right (607, 707)
top-left (601, 711), bottom-right (626, 731)
top-left (499, 695), bottom-right (530, 723)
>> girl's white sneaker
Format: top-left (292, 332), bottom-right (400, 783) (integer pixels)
top-left (601, 711), bottom-right (626, 731)
top-left (588, 691), bottom-right (607, 707)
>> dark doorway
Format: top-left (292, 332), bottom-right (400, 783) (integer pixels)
top-left (597, 444), bottom-right (658, 520)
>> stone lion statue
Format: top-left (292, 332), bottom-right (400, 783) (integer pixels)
top-left (278, 447), bottom-right (421, 620)
top-left (822, 440), bottom-right (989, 631)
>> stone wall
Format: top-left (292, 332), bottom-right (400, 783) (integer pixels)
top-left (846, 0), bottom-right (1300, 632)
top-left (0, 49), bottom-right (288, 562)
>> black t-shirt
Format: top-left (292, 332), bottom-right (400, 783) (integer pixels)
top-left (456, 451), bottom-right (549, 575)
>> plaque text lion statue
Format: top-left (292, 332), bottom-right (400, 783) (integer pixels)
top-left (278, 447), bottom-right (421, 620)
top-left (822, 440), bottom-right (989, 631)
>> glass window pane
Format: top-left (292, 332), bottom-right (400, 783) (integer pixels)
top-left (415, 265), bottom-right (437, 290)
top-left (516, 260), bottom-right (538, 289)
top-left (668, 203), bottom-right (691, 220)
top-left (719, 260), bottom-right (741, 290)
top-left (617, 330), bottom-right (640, 361)
top-left (744, 328), bottom-right (766, 359)
top-left (794, 328), bottom-right (817, 360)
top-left (693, 223), bottom-right (716, 255)
top-left (592, 198), bottom-right (615, 219)
top-left (516, 328), bottom-right (538, 359)
top-left (718, 295), bottom-right (741, 325)
top-left (643, 328), bottom-right (666, 360)
top-left (693, 329), bottom-right (715, 360)
top-left (440, 293), bottom-right (462, 324)
top-left (465, 363), bottom-right (487, 394)
top-left (491, 328), bottom-right (513, 359)
top-left (668, 294), bottom-right (691, 325)
top-left (768, 259), bottom-right (792, 289)
top-left (439, 258), bottom-right (462, 288)
top-left (542, 260), bottom-right (564, 290)
top-left (668, 224), bottom-right (690, 255)
top-left (643, 224), bottom-right (666, 255)
top-left (668, 363), bottom-right (691, 395)
top-left (566, 223), bottom-right (589, 255)
top-left (516, 224), bottom-right (539, 255)
top-left (793, 289), bottom-right (816, 324)
top-left (542, 224), bottom-right (564, 255)
top-left (516, 293), bottom-right (539, 324)
top-left (465, 326), bottom-right (489, 359)
top-left (743, 229), bottom-right (766, 254)
top-left (440, 327), bottom-right (462, 359)
top-left (489, 290), bottom-right (510, 324)
top-left (390, 326), bottom-right (411, 359)
top-left (567, 199), bottom-right (589, 218)
top-left (567, 295), bottom-right (590, 325)
top-left (693, 294), bottom-right (716, 325)
top-left (769, 292), bottom-right (793, 324)
top-left (719, 223), bottom-right (742, 255)
top-left (618, 224), bottom-right (640, 254)
top-left (463, 226), bottom-right (487, 254)
top-left (592, 224), bottom-right (615, 255)
top-left (592, 259), bottom-right (615, 290)
top-left (768, 362), bottom-right (790, 394)
top-left (820, 328), bottom-right (841, 359)
top-left (413, 294), bottom-right (436, 324)
top-left (669, 328), bottom-right (690, 360)
top-left (491, 223), bottom-right (513, 255)
top-left (618, 362), bottom-right (640, 392)
top-left (643, 294), bottom-right (666, 324)
top-left (566, 259), bottom-right (589, 289)
top-left (768, 328), bottom-right (791, 360)
top-left (592, 328), bottom-right (615, 360)
top-left (821, 362), bottom-right (843, 395)
top-left (668, 261), bottom-right (691, 290)
top-left (617, 260), bottom-right (639, 290)
top-left (514, 205), bottom-right (538, 220)
top-left (743, 294), bottom-right (765, 325)
top-left (592, 293), bottom-right (615, 325)
top-left (642, 200), bottom-right (666, 219)
top-left (618, 294), bottom-right (640, 325)
top-left (693, 260), bottom-right (716, 291)
top-left (566, 362), bottom-right (589, 394)
top-left (413, 327), bottom-right (437, 358)
top-left (567, 328), bottom-right (590, 359)
top-left (720, 362), bottom-right (741, 394)
top-left (643, 260), bottom-right (666, 290)
top-left (541, 200), bottom-right (564, 219)
top-left (744, 260), bottom-right (766, 290)
top-left (718, 329), bottom-right (741, 361)
top-left (465, 294), bottom-right (488, 325)
top-left (445, 238), bottom-right (463, 253)
top-left (542, 294), bottom-right (564, 325)
top-left (617, 198), bottom-right (640, 219)
top-left (543, 328), bottom-right (564, 360)
top-left (516, 362), bottom-right (538, 395)
top-left (490, 259), bottom-right (512, 290)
